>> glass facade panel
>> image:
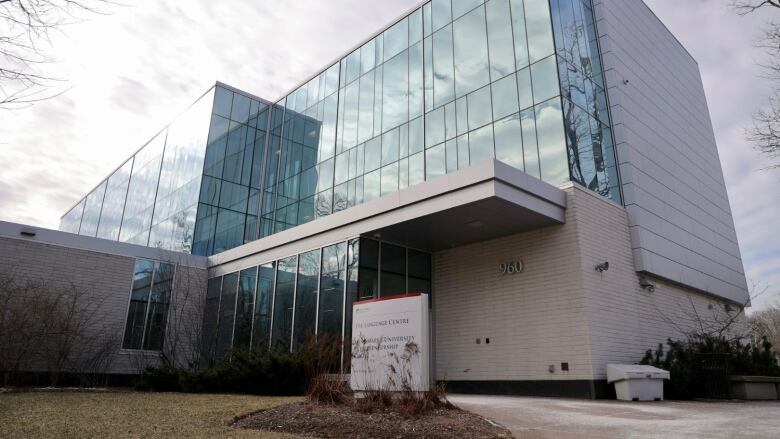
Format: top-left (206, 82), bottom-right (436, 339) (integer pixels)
top-left (200, 277), bottom-right (221, 365)
top-left (215, 272), bottom-right (237, 360)
top-left (252, 262), bottom-right (275, 351)
top-left (97, 159), bottom-right (133, 240)
top-left (150, 88), bottom-right (215, 252)
top-left (293, 249), bottom-right (320, 349)
top-left (201, 238), bottom-right (430, 361)
top-left (78, 181), bottom-right (106, 237)
top-left (319, 243), bottom-right (346, 339)
top-left (65, 0), bottom-right (621, 256)
top-left (122, 259), bottom-right (176, 352)
top-left (234, 267), bottom-right (257, 351)
top-left (271, 255), bottom-right (297, 351)
top-left (453, 6), bottom-right (490, 98)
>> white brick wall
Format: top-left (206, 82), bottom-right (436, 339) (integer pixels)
top-left (433, 184), bottom-right (745, 382)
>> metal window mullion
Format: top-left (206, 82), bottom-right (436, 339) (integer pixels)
top-left (377, 240), bottom-right (382, 297)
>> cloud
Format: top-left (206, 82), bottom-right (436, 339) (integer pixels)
top-left (0, 0), bottom-right (777, 308)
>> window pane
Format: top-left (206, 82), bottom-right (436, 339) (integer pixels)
top-left (365, 137), bottom-right (381, 172)
top-left (492, 74), bottom-right (519, 120)
top-left (382, 128), bottom-right (400, 165)
top-left (272, 256), bottom-right (297, 351)
top-left (457, 134), bottom-right (470, 169)
top-left (382, 50), bottom-right (410, 131)
top-left (486, 0), bottom-right (516, 80)
top-left (453, 6), bottom-right (490, 97)
top-left (319, 243), bottom-right (347, 340)
top-left (517, 67), bottom-right (534, 109)
top-left (294, 250), bottom-right (320, 349)
top-left (426, 143), bottom-right (446, 179)
top-left (358, 73), bottom-right (375, 144)
top-left (344, 239), bottom-right (360, 353)
top-left (453, 0), bottom-right (483, 19)
top-left (521, 107), bottom-right (541, 178)
top-left (358, 238), bottom-right (379, 300)
top-left (446, 139), bottom-right (458, 173)
top-left (198, 278), bottom-right (221, 367)
top-left (525, 0), bottom-right (556, 62)
top-left (468, 86), bottom-right (493, 130)
top-left (213, 86), bottom-right (233, 119)
top-left (532, 56), bottom-right (560, 103)
top-left (97, 159), bottom-right (132, 240)
top-left (79, 181), bottom-right (106, 238)
top-left (252, 262), bottom-right (275, 351)
top-left (380, 243), bottom-right (407, 296)
top-left (123, 259), bottom-right (154, 350)
top-left (142, 262), bottom-right (174, 351)
top-left (469, 123), bottom-right (495, 165)
top-left (409, 42), bottom-right (424, 119)
top-left (410, 8), bottom-right (423, 44)
top-left (433, 25), bottom-right (456, 107)
top-left (536, 98), bottom-right (568, 184)
top-left (409, 117), bottom-right (424, 154)
top-left (432, 0), bottom-right (452, 32)
top-left (384, 17), bottom-right (409, 62)
top-left (494, 113), bottom-right (524, 170)
top-left (364, 169), bottom-right (381, 202)
top-left (233, 267), bottom-right (257, 351)
top-left (215, 272), bottom-right (238, 361)
top-left (381, 162), bottom-right (399, 196)
top-left (360, 39), bottom-right (376, 75)
top-left (409, 151), bottom-right (425, 186)
top-left (425, 106), bottom-right (445, 148)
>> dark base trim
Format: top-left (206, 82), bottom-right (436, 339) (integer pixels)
top-left (444, 380), bottom-right (616, 400)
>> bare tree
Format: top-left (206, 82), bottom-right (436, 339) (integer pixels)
top-left (0, 0), bottom-right (115, 108)
top-left (0, 268), bottom-right (116, 387)
top-left (733, 1), bottom-right (780, 168)
top-left (749, 304), bottom-right (780, 358)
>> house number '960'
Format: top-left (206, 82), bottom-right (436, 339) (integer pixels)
top-left (499, 261), bottom-right (523, 275)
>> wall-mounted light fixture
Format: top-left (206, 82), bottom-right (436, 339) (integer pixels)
top-left (639, 277), bottom-right (656, 292)
top-left (595, 262), bottom-right (609, 273)
top-left (20, 227), bottom-right (36, 237)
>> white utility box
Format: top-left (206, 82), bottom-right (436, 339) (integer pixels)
top-left (607, 364), bottom-right (670, 401)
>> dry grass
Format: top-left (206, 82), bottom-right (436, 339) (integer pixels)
top-left (0, 390), bottom-right (303, 438)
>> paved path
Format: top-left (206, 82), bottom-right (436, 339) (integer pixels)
top-left (449, 394), bottom-right (780, 439)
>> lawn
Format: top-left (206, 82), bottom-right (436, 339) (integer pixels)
top-left (0, 390), bottom-right (303, 438)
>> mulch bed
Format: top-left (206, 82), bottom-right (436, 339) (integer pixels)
top-left (234, 400), bottom-right (513, 439)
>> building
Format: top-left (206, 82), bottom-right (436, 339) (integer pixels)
top-left (0, 0), bottom-right (748, 397)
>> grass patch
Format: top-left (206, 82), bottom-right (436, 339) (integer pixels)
top-left (0, 390), bottom-right (302, 438)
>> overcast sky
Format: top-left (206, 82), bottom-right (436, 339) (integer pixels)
top-left (0, 0), bottom-right (778, 309)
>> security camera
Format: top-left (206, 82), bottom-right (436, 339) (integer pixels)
top-left (595, 262), bottom-right (609, 273)
top-left (639, 277), bottom-right (655, 292)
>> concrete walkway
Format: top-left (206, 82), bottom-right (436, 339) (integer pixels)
top-left (449, 394), bottom-right (780, 439)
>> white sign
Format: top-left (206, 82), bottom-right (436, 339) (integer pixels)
top-left (350, 293), bottom-right (430, 392)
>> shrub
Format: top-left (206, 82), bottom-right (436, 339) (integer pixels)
top-left (137, 332), bottom-right (342, 396)
top-left (641, 335), bottom-right (780, 399)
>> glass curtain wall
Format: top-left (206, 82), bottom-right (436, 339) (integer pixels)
top-left (199, 238), bottom-right (431, 364)
top-left (192, 86), bottom-right (272, 255)
top-left (231, 0), bottom-right (600, 257)
top-left (550, 0), bottom-right (621, 202)
top-left (59, 88), bottom-right (216, 250)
